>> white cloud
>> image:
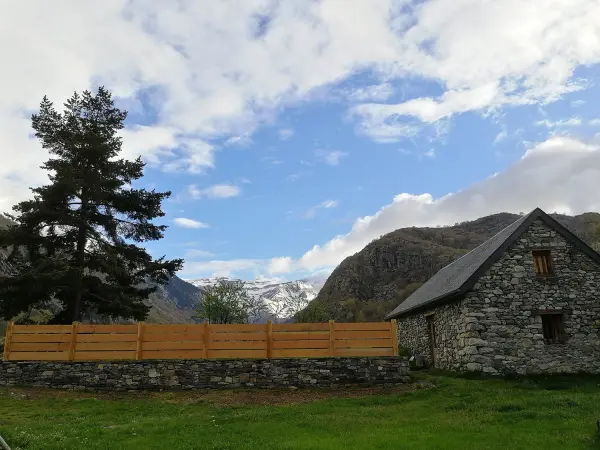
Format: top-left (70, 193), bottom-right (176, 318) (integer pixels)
top-left (588, 119), bottom-right (600, 126)
top-left (278, 128), bottom-right (294, 140)
top-left (345, 83), bottom-right (394, 102)
top-left (181, 259), bottom-right (261, 278)
top-left (268, 257), bottom-right (294, 275)
top-left (535, 117), bottom-right (583, 128)
top-left (303, 199), bottom-right (339, 219)
top-left (2, 0), bottom-right (600, 209)
top-left (494, 129), bottom-right (508, 145)
top-left (188, 184), bottom-right (241, 199)
top-left (173, 218), bottom-right (210, 229)
top-left (184, 249), bottom-right (215, 258)
top-left (315, 149), bottom-right (348, 166)
top-left (295, 136), bottom-right (600, 271)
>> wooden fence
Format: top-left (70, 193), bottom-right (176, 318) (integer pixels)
top-left (2, 320), bottom-right (399, 361)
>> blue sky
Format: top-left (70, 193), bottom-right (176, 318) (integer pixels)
top-left (2, 1), bottom-right (600, 281)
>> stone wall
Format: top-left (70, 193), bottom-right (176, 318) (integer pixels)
top-left (0, 357), bottom-right (410, 391)
top-left (397, 218), bottom-right (600, 375)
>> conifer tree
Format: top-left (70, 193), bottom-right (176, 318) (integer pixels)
top-left (0, 87), bottom-right (182, 323)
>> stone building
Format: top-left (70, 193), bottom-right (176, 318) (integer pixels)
top-left (385, 208), bottom-right (600, 375)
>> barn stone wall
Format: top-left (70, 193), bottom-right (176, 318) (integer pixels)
top-left (396, 219), bottom-right (600, 375)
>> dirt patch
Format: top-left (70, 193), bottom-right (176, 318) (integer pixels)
top-left (0, 381), bottom-right (432, 407)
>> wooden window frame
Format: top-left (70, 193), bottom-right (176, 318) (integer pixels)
top-left (540, 313), bottom-right (566, 344)
top-left (532, 249), bottom-right (554, 277)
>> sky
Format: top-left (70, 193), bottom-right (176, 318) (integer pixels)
top-left (1, 0), bottom-right (600, 282)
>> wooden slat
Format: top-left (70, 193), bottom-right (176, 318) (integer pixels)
top-left (202, 320), bottom-right (209, 359)
top-left (143, 332), bottom-right (204, 342)
top-left (12, 325), bottom-right (72, 334)
top-left (335, 330), bottom-right (392, 340)
top-left (333, 322), bottom-right (391, 331)
top-left (207, 349), bottom-right (267, 359)
top-left (11, 333), bottom-right (72, 343)
top-left (77, 324), bottom-right (137, 334)
top-left (73, 351), bottom-right (135, 361)
top-left (266, 321), bottom-right (273, 358)
top-left (136, 322), bottom-right (144, 360)
top-left (271, 348), bottom-right (330, 358)
top-left (272, 331), bottom-right (329, 341)
top-left (77, 333), bottom-right (138, 343)
top-left (329, 320), bottom-right (335, 356)
top-left (76, 341), bottom-right (137, 351)
top-left (142, 349), bottom-right (205, 360)
top-left (3, 321), bottom-right (14, 360)
top-left (143, 341), bottom-right (204, 351)
top-left (143, 324), bottom-right (203, 334)
top-left (210, 332), bottom-right (267, 341)
top-left (9, 342), bottom-right (70, 352)
top-left (272, 323), bottom-right (330, 332)
top-left (209, 340), bottom-right (266, 350)
top-left (68, 322), bottom-right (79, 361)
top-left (209, 324), bottom-right (266, 332)
top-left (272, 339), bottom-right (330, 350)
top-left (334, 348), bottom-right (395, 357)
top-left (391, 319), bottom-right (399, 356)
top-left (334, 339), bottom-right (392, 348)
top-left (8, 351), bottom-right (70, 361)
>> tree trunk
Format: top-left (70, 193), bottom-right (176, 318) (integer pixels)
top-left (72, 194), bottom-right (89, 323)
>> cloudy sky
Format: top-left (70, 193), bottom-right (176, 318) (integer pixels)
top-left (2, 0), bottom-right (600, 281)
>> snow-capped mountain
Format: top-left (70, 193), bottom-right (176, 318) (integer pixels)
top-left (187, 276), bottom-right (325, 321)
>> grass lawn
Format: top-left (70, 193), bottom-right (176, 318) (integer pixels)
top-left (1, 373), bottom-right (600, 450)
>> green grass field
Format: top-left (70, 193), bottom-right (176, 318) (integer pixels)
top-left (1, 373), bottom-right (600, 450)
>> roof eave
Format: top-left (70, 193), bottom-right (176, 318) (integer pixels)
top-left (386, 288), bottom-right (464, 320)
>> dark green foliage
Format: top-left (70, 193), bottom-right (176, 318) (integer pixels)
top-left (0, 87), bottom-right (182, 324)
top-left (194, 278), bottom-right (262, 324)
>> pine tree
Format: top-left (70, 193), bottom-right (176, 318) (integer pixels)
top-left (0, 87), bottom-right (183, 323)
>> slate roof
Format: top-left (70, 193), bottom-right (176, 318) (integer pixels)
top-left (385, 208), bottom-right (600, 319)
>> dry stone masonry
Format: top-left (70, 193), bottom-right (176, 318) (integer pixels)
top-left (397, 218), bottom-right (600, 375)
top-left (0, 357), bottom-right (410, 391)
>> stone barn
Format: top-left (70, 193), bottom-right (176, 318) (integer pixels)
top-left (386, 208), bottom-right (600, 375)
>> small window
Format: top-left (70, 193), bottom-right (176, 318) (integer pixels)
top-left (532, 250), bottom-right (553, 276)
top-left (541, 313), bottom-right (565, 344)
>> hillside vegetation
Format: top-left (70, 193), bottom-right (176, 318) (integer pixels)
top-left (310, 212), bottom-right (600, 322)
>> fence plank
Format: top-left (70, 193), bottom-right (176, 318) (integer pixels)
top-left (329, 320), bottom-right (335, 357)
top-left (76, 341), bottom-right (137, 351)
top-left (78, 333), bottom-right (138, 343)
top-left (209, 340), bottom-right (266, 350)
top-left (272, 348), bottom-right (330, 358)
top-left (10, 333), bottom-right (71, 343)
top-left (142, 350), bottom-right (205, 360)
top-left (202, 321), bottom-right (209, 359)
top-left (209, 324), bottom-right (266, 332)
top-left (266, 320), bottom-right (273, 358)
top-left (73, 351), bottom-right (135, 361)
top-left (272, 331), bottom-right (329, 341)
top-left (210, 332), bottom-right (267, 341)
top-left (8, 351), bottom-right (70, 361)
top-left (3, 322), bottom-right (14, 360)
top-left (334, 322), bottom-right (391, 331)
top-left (143, 341), bottom-right (204, 351)
top-left (207, 349), bottom-right (267, 359)
top-left (10, 342), bottom-right (70, 352)
top-left (12, 325), bottom-right (71, 334)
top-left (136, 322), bottom-right (145, 360)
top-left (335, 330), bottom-right (392, 340)
top-left (272, 339), bottom-right (330, 350)
top-left (143, 332), bottom-right (204, 342)
top-left (143, 324), bottom-right (203, 334)
top-left (334, 339), bottom-right (392, 348)
top-left (77, 324), bottom-right (137, 334)
top-left (272, 323), bottom-right (330, 332)
top-left (335, 348), bottom-right (394, 357)
top-left (68, 322), bottom-right (79, 361)
top-left (391, 319), bottom-right (399, 356)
